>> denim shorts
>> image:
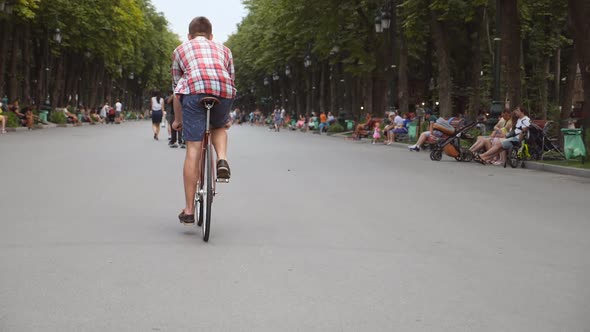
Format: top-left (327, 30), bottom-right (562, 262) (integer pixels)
top-left (181, 94), bottom-right (233, 142)
top-left (502, 136), bottom-right (520, 150)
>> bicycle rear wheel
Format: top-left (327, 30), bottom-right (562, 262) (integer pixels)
top-left (202, 142), bottom-right (213, 242)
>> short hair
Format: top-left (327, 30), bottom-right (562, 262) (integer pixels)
top-left (515, 106), bottom-right (527, 115)
top-left (189, 17), bottom-right (212, 38)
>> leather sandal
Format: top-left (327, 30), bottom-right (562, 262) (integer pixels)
top-left (178, 211), bottom-right (195, 224)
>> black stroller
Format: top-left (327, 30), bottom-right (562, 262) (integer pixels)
top-left (527, 121), bottom-right (564, 160)
top-left (429, 120), bottom-right (479, 162)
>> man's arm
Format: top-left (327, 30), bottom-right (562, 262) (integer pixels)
top-left (226, 48), bottom-right (235, 81)
top-left (171, 49), bottom-right (183, 89)
top-left (172, 95), bottom-right (183, 130)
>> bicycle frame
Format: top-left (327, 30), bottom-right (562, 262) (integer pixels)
top-left (198, 104), bottom-right (216, 197)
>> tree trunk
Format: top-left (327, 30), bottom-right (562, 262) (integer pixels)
top-left (562, 48), bottom-right (577, 119)
top-left (22, 25), bottom-right (32, 105)
top-left (329, 65), bottom-right (337, 115)
top-left (431, 13), bottom-right (453, 117)
top-left (554, 48), bottom-right (561, 105)
top-left (540, 57), bottom-right (550, 119)
top-left (363, 74), bottom-right (373, 116)
top-left (305, 68), bottom-right (311, 117)
top-left (8, 25), bottom-right (21, 102)
top-left (468, 6), bottom-right (485, 120)
top-left (568, 0), bottom-right (590, 130)
top-left (319, 62), bottom-right (326, 113)
top-left (0, 20), bottom-right (11, 99)
top-left (51, 57), bottom-right (64, 108)
top-left (500, 0), bottom-right (522, 110)
top-left (398, 30), bottom-right (409, 115)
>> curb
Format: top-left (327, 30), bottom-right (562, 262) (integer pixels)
top-left (525, 161), bottom-right (590, 179)
top-left (321, 130), bottom-right (590, 178)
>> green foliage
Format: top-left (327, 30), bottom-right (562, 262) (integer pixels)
top-left (328, 122), bottom-right (345, 133)
top-left (14, 0), bottom-right (180, 97)
top-left (50, 111), bottom-right (67, 124)
top-left (5, 112), bottom-right (20, 128)
top-left (586, 129), bottom-right (590, 158)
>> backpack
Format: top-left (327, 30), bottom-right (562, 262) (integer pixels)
top-left (108, 108), bottom-right (116, 116)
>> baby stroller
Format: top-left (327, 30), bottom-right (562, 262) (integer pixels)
top-left (106, 107), bottom-right (116, 124)
top-left (527, 121), bottom-right (564, 160)
top-left (429, 119), bottom-right (478, 162)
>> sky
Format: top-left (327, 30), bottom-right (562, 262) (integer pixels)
top-left (150, 0), bottom-right (249, 44)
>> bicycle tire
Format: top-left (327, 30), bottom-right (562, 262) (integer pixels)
top-left (202, 143), bottom-right (213, 242)
top-left (195, 193), bottom-right (203, 226)
top-left (508, 148), bottom-right (519, 168)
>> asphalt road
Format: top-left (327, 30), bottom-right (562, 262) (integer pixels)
top-left (1, 122), bottom-right (589, 332)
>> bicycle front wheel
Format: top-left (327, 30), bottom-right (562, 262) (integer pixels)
top-left (202, 143), bottom-right (213, 242)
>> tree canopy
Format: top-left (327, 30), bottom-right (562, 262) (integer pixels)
top-left (0, 0), bottom-right (180, 109)
top-left (227, 0), bottom-right (581, 123)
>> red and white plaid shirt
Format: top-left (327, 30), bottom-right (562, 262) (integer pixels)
top-left (171, 36), bottom-right (236, 99)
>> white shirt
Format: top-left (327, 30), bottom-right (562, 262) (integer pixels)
top-left (151, 97), bottom-right (163, 111)
top-left (515, 116), bottom-right (531, 135)
top-left (115, 102), bottom-right (122, 112)
top-left (100, 105), bottom-right (108, 117)
top-left (394, 115), bottom-right (404, 127)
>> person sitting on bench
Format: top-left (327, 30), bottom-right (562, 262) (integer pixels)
top-left (475, 106), bottom-right (530, 165)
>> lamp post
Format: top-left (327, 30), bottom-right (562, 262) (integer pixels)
top-left (376, 0), bottom-right (397, 113)
top-left (490, 0), bottom-right (503, 118)
top-left (54, 28), bottom-right (62, 44)
top-left (263, 77), bottom-right (270, 114)
top-left (304, 54), bottom-right (312, 118)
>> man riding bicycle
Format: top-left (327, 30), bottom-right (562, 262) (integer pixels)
top-left (171, 17), bottom-right (236, 224)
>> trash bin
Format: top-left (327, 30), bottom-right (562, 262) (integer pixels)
top-left (345, 120), bottom-right (354, 131)
top-left (39, 111), bottom-right (49, 123)
top-left (561, 128), bottom-right (587, 160)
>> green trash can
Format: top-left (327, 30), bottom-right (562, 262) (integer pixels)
top-left (345, 120), bottom-right (354, 131)
top-left (39, 111), bottom-right (49, 123)
top-left (408, 122), bottom-right (417, 141)
top-left (561, 128), bottom-right (587, 160)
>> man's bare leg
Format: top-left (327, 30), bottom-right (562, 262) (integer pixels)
top-left (211, 128), bottom-right (228, 161)
top-left (183, 141), bottom-right (202, 215)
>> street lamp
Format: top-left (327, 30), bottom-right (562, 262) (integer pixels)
top-left (128, 72), bottom-right (134, 80)
top-left (381, 10), bottom-right (392, 29)
top-left (375, 14), bottom-right (383, 33)
top-left (330, 46), bottom-right (340, 56)
top-left (304, 54), bottom-right (312, 68)
top-left (54, 29), bottom-right (62, 44)
top-left (272, 72), bottom-right (279, 81)
top-left (285, 65), bottom-right (291, 77)
top-left (263, 77), bottom-right (269, 86)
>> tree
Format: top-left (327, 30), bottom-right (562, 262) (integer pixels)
top-left (568, 0), bottom-right (590, 130)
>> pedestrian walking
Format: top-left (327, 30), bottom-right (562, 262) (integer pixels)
top-left (166, 93), bottom-right (184, 148)
top-left (151, 91), bottom-right (165, 140)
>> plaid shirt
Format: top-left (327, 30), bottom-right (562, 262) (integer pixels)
top-left (171, 37), bottom-right (236, 99)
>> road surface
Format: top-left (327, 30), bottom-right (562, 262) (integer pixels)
top-left (1, 122), bottom-right (589, 331)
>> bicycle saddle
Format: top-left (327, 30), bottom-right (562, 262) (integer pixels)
top-left (200, 96), bottom-right (220, 108)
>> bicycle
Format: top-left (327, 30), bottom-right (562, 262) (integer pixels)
top-left (194, 96), bottom-right (229, 242)
top-left (504, 136), bottom-right (531, 169)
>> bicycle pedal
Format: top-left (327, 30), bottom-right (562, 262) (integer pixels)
top-left (216, 178), bottom-right (230, 183)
